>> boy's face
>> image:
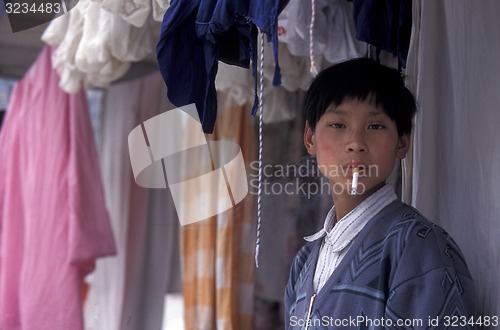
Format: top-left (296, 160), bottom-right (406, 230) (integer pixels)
top-left (304, 98), bottom-right (410, 197)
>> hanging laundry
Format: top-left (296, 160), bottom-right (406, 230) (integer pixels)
top-left (152, 0), bottom-right (171, 21)
top-left (156, 0), bottom-right (288, 133)
top-left (93, 0), bottom-right (152, 27)
top-left (215, 50), bottom-right (302, 124)
top-left (277, 0), bottom-right (366, 64)
top-left (42, 0), bottom-right (160, 93)
top-left (84, 72), bottom-right (181, 330)
top-left (260, 39), bottom-right (354, 100)
top-left (349, 0), bottom-right (412, 68)
top-left (215, 62), bottom-right (254, 107)
top-left (216, 40), bottom-right (342, 124)
top-left (180, 93), bottom-right (257, 329)
top-left (91, 0), bottom-right (171, 26)
top-left (0, 46), bottom-right (115, 330)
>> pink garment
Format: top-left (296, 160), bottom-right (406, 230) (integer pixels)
top-left (0, 46), bottom-right (116, 330)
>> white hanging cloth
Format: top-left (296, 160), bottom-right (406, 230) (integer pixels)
top-left (277, 0), bottom-right (367, 64)
top-left (41, 0), bottom-right (162, 93)
top-left (84, 72), bottom-right (181, 330)
top-left (406, 0), bottom-right (500, 319)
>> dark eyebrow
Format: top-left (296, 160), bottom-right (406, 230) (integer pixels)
top-left (325, 107), bottom-right (386, 116)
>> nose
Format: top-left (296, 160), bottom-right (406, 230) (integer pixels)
top-left (345, 129), bottom-right (367, 153)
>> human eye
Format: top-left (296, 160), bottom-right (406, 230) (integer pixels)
top-left (328, 123), bottom-right (346, 129)
top-left (368, 123), bottom-right (385, 130)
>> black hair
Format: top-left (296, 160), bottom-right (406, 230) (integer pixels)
top-left (304, 58), bottom-right (417, 136)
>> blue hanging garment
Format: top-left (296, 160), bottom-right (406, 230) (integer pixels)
top-left (156, 0), bottom-right (287, 133)
top-left (350, 0), bottom-right (412, 69)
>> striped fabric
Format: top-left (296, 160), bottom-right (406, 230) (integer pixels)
top-left (181, 94), bottom-right (257, 330)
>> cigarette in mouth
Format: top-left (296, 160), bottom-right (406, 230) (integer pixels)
top-left (351, 167), bottom-right (359, 196)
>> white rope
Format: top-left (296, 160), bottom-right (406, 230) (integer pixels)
top-left (255, 31), bottom-right (265, 268)
top-left (309, 0), bottom-right (318, 76)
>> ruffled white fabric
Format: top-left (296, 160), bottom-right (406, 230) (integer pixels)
top-left (93, 0), bottom-right (150, 27)
top-left (151, 0), bottom-right (170, 21)
top-left (42, 0), bottom-right (163, 93)
top-left (91, 0), bottom-right (169, 26)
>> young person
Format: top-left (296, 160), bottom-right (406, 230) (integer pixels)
top-left (284, 58), bottom-right (476, 329)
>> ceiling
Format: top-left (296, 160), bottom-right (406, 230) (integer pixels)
top-left (0, 13), bottom-right (159, 81)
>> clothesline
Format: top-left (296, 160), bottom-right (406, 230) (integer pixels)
top-left (40, 0), bottom-right (411, 129)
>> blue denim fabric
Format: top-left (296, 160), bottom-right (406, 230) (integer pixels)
top-left (156, 0), bottom-right (285, 133)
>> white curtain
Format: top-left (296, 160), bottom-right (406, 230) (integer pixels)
top-left (406, 0), bottom-right (500, 322)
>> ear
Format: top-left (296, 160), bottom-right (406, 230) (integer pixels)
top-left (396, 133), bottom-right (411, 159)
top-left (304, 121), bottom-right (316, 155)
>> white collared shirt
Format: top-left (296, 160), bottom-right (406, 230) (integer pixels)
top-left (305, 185), bottom-right (397, 293)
